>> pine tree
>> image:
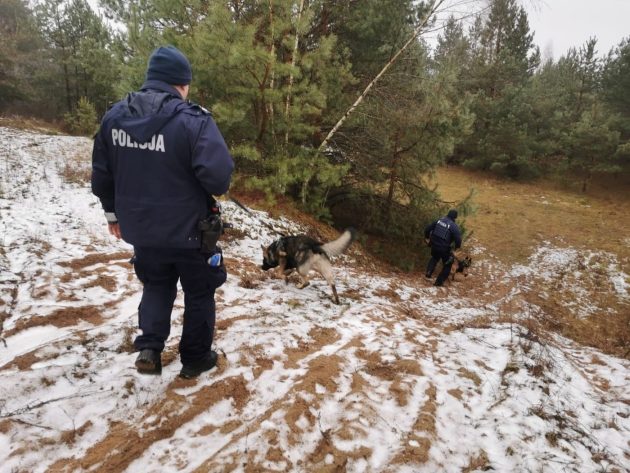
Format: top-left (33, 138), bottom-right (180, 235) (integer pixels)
top-left (563, 103), bottom-right (621, 192)
top-left (325, 0), bottom-right (422, 82)
top-left (35, 0), bottom-right (119, 116)
top-left (601, 37), bottom-right (630, 125)
top-left (324, 21), bottom-right (472, 256)
top-left (454, 0), bottom-right (539, 178)
top-left (0, 0), bottom-right (47, 113)
top-left (63, 96), bottom-right (98, 135)
top-left (180, 0), bottom-right (354, 208)
top-left (600, 37), bottom-right (630, 173)
top-left (574, 38), bottom-right (600, 118)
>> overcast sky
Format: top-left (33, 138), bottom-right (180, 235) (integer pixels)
top-left (524, 0), bottom-right (630, 58)
top-left (427, 0), bottom-right (629, 59)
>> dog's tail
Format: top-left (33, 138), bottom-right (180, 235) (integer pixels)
top-left (321, 227), bottom-right (357, 257)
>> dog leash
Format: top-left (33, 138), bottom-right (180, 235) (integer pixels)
top-left (226, 193), bottom-right (286, 237)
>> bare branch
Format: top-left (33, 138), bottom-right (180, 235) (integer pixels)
top-left (0, 391), bottom-right (101, 418)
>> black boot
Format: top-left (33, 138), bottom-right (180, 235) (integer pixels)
top-left (135, 349), bottom-right (162, 375)
top-left (180, 351), bottom-right (218, 379)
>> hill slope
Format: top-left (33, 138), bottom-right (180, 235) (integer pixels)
top-left (0, 127), bottom-right (628, 472)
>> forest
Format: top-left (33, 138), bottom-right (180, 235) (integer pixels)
top-left (2, 0), bottom-right (629, 264)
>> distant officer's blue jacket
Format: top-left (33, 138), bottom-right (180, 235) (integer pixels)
top-left (92, 80), bottom-right (234, 248)
top-left (424, 215), bottom-right (462, 251)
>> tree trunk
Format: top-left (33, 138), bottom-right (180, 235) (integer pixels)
top-left (387, 131), bottom-right (401, 209)
top-left (284, 0), bottom-right (306, 145)
top-left (62, 61), bottom-right (72, 112)
top-left (266, 0), bottom-right (276, 145)
top-left (582, 156), bottom-right (594, 192)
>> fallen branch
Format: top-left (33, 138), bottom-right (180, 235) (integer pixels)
top-left (12, 418), bottom-right (55, 430)
top-left (0, 391), bottom-right (101, 418)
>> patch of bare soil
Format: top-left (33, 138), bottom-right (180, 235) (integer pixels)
top-left (84, 274), bottom-right (118, 292)
top-left (0, 419), bottom-right (13, 434)
top-left (284, 326), bottom-right (340, 369)
top-left (0, 330), bottom-right (96, 371)
top-left (372, 286), bottom-right (402, 301)
top-left (359, 349), bottom-right (423, 386)
top-left (1, 351), bottom-right (41, 371)
top-left (214, 314), bottom-right (257, 332)
top-left (526, 290), bottom-right (630, 359)
top-left (191, 336), bottom-right (391, 471)
top-left (443, 254), bottom-right (630, 359)
top-left (242, 344), bottom-right (276, 378)
top-left (391, 383), bottom-right (437, 467)
top-left (59, 420), bottom-right (93, 446)
top-left (284, 393), bottom-right (318, 437)
top-left (48, 374), bottom-right (250, 473)
top-left (293, 354), bottom-right (343, 394)
top-left (306, 436), bottom-right (372, 473)
top-left (58, 251), bottom-right (132, 271)
top-left (0, 116), bottom-right (64, 134)
top-left (3, 305), bottom-right (104, 338)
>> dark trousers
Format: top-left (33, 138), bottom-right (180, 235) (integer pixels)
top-left (426, 246), bottom-right (454, 285)
top-left (132, 247), bottom-right (226, 364)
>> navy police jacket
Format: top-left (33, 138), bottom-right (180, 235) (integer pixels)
top-left (424, 216), bottom-right (462, 251)
top-left (91, 80), bottom-right (234, 248)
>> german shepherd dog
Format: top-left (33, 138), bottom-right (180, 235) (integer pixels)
top-left (261, 228), bottom-right (356, 304)
top-left (451, 255), bottom-right (472, 281)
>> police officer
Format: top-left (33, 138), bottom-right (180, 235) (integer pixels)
top-left (424, 209), bottom-right (462, 287)
top-left (92, 46), bottom-right (234, 378)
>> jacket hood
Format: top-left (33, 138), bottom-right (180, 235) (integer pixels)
top-left (115, 80), bottom-right (186, 143)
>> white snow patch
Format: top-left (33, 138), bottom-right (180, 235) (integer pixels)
top-left (0, 127), bottom-right (628, 473)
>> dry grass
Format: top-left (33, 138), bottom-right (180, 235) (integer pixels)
top-left (117, 324), bottom-right (136, 354)
top-left (431, 167), bottom-right (630, 265)
top-left (462, 450), bottom-right (490, 472)
top-left (0, 115), bottom-right (63, 134)
top-left (58, 252), bottom-right (132, 270)
top-left (4, 306), bottom-right (104, 337)
top-left (59, 151), bottom-right (91, 185)
top-left (431, 166), bottom-right (630, 358)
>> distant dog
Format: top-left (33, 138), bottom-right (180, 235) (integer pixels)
top-left (261, 228), bottom-right (356, 304)
top-left (451, 255), bottom-right (472, 281)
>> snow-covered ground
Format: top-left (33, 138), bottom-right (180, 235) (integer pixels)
top-left (0, 126), bottom-right (628, 473)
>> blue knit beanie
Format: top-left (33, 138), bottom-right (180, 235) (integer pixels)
top-left (146, 46), bottom-right (192, 85)
top-left (447, 209), bottom-right (458, 220)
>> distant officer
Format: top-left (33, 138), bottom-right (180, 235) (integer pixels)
top-left (92, 45), bottom-right (234, 378)
top-left (424, 209), bottom-right (462, 287)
